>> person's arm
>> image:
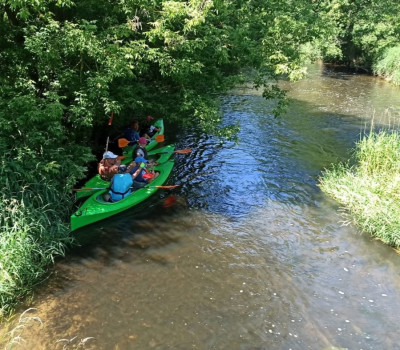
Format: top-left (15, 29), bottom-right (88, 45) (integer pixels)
top-left (97, 161), bottom-right (103, 174)
top-left (131, 168), bottom-right (141, 180)
top-left (131, 163), bottom-right (146, 180)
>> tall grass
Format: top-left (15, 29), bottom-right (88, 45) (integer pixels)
top-left (0, 179), bottom-right (74, 317)
top-left (374, 46), bottom-right (400, 85)
top-left (319, 127), bottom-right (400, 248)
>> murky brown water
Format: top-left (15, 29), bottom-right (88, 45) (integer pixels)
top-left (2, 64), bottom-right (400, 350)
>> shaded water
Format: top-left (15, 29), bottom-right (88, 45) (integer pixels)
top-left (3, 64), bottom-right (400, 350)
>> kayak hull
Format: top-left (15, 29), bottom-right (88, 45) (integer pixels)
top-left (71, 159), bottom-right (175, 231)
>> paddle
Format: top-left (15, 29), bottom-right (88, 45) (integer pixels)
top-left (72, 184), bottom-right (179, 191)
top-left (148, 185), bottom-right (180, 189)
top-left (118, 134), bottom-right (165, 148)
top-left (72, 187), bottom-right (108, 191)
top-left (158, 148), bottom-right (192, 154)
top-left (105, 112), bottom-right (114, 152)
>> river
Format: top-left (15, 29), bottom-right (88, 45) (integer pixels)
top-left (3, 63), bottom-right (400, 350)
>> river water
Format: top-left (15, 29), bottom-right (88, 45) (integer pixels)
top-left (3, 64), bottom-right (400, 350)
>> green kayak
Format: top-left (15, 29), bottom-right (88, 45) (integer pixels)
top-left (71, 157), bottom-right (175, 231)
top-left (122, 118), bottom-right (164, 157)
top-left (76, 133), bottom-right (169, 200)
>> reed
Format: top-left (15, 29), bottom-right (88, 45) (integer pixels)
top-left (1, 308), bottom-right (42, 349)
top-left (0, 180), bottom-right (74, 316)
top-left (319, 127), bottom-right (400, 248)
top-left (1, 308), bottom-right (95, 349)
top-left (374, 46), bottom-right (400, 85)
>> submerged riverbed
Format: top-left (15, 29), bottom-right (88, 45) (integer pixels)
top-left (2, 64), bottom-right (400, 350)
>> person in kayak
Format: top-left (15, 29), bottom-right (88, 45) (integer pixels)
top-left (123, 120), bottom-right (140, 146)
top-left (98, 151), bottom-right (122, 181)
top-left (132, 137), bottom-right (148, 159)
top-left (104, 165), bottom-right (133, 202)
top-left (129, 156), bottom-right (159, 188)
top-left (132, 137), bottom-right (160, 167)
top-left (141, 115), bottom-right (161, 138)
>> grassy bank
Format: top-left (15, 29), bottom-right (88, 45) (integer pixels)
top-left (374, 46), bottom-right (400, 86)
top-left (0, 182), bottom-right (73, 317)
top-left (319, 128), bottom-right (400, 248)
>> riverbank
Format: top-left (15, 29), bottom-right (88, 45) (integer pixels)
top-left (319, 127), bottom-right (400, 249)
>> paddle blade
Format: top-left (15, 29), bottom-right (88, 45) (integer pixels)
top-left (108, 111), bottom-right (114, 125)
top-left (164, 195), bottom-right (177, 208)
top-left (118, 138), bottom-right (131, 148)
top-left (155, 134), bottom-right (165, 142)
top-left (72, 187), bottom-right (107, 192)
top-left (174, 148), bottom-right (192, 154)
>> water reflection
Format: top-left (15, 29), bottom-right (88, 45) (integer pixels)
top-left (2, 65), bottom-right (400, 350)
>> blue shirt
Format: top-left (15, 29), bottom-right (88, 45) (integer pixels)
top-left (129, 166), bottom-right (147, 182)
top-left (124, 128), bottom-right (140, 144)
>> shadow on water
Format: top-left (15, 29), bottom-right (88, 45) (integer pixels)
top-left (3, 64), bottom-right (400, 350)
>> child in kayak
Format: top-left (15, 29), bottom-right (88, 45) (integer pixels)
top-left (141, 115), bottom-right (161, 138)
top-left (132, 137), bottom-right (160, 167)
top-left (129, 156), bottom-right (159, 188)
top-left (132, 137), bottom-right (148, 159)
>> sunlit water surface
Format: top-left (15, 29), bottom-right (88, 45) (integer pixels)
top-left (3, 64), bottom-right (400, 350)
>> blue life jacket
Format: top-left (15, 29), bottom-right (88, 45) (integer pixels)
top-left (109, 174), bottom-right (133, 202)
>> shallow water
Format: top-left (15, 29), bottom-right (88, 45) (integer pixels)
top-left (3, 64), bottom-right (400, 350)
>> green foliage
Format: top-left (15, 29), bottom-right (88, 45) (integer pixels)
top-left (319, 128), bottom-right (400, 248)
top-left (315, 0), bottom-right (400, 69)
top-left (374, 46), bottom-right (400, 85)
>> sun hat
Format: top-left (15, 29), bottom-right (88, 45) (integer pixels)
top-left (135, 156), bottom-right (148, 164)
top-left (103, 151), bottom-right (118, 159)
top-left (138, 137), bottom-right (147, 145)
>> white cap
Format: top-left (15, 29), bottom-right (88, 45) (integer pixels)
top-left (103, 151), bottom-right (118, 159)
